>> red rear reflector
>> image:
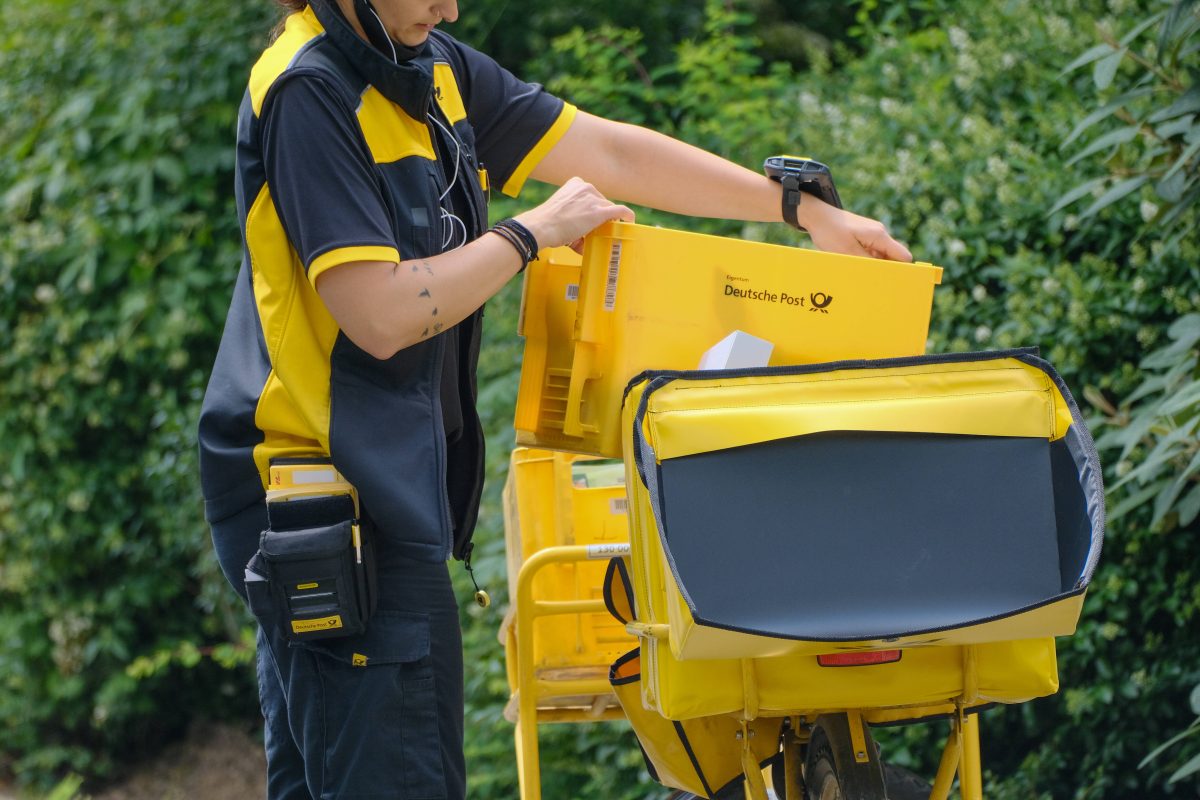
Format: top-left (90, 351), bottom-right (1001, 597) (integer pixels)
top-left (817, 650), bottom-right (902, 667)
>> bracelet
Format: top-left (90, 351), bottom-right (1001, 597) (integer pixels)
top-left (490, 218), bottom-right (540, 272)
top-left (490, 225), bottom-right (528, 268)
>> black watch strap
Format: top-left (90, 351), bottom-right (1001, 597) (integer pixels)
top-left (780, 174), bottom-right (805, 231)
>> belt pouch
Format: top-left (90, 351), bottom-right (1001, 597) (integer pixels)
top-left (258, 494), bottom-right (376, 642)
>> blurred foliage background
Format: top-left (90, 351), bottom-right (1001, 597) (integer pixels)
top-left (1, 0), bottom-right (1197, 797)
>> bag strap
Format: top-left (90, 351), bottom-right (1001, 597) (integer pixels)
top-left (603, 556), bottom-right (637, 625)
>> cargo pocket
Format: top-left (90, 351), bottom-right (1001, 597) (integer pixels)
top-left (296, 610), bottom-right (447, 799)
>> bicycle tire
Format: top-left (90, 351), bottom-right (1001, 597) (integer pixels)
top-left (803, 716), bottom-right (887, 800)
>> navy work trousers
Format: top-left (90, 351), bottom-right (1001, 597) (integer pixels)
top-left (212, 502), bottom-right (467, 800)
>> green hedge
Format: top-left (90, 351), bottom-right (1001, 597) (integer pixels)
top-left (0, 0), bottom-right (274, 786)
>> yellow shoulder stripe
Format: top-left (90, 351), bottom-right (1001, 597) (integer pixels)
top-left (502, 103), bottom-right (579, 198)
top-left (357, 86), bottom-right (435, 163)
top-left (249, 7), bottom-right (326, 117)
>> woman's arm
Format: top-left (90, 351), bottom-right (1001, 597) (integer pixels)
top-left (530, 111), bottom-right (912, 262)
top-left (316, 178), bottom-right (632, 360)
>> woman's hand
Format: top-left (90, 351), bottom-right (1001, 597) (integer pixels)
top-left (797, 196), bottom-right (913, 262)
top-left (515, 177), bottom-right (634, 252)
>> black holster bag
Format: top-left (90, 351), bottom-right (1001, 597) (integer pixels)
top-left (245, 494), bottom-right (377, 642)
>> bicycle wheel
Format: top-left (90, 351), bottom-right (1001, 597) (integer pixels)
top-left (803, 715), bottom-right (887, 800)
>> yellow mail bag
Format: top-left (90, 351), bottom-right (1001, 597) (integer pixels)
top-left (620, 349), bottom-right (1104, 720)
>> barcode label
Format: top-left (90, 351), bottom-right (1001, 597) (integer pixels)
top-left (603, 242), bottom-right (622, 311)
top-left (565, 283), bottom-right (579, 301)
top-left (610, 497), bottom-right (628, 514)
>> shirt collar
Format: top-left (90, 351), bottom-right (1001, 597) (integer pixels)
top-left (309, 0), bottom-right (434, 120)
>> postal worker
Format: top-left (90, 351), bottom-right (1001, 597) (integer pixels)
top-left (197, 0), bottom-right (912, 797)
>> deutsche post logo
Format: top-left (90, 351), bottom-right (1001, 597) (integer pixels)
top-left (810, 292), bottom-right (833, 313)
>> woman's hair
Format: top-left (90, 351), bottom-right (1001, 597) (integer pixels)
top-left (272, 1), bottom-right (308, 40)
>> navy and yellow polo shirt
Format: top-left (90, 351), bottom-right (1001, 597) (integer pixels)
top-left (198, 0), bottom-right (576, 562)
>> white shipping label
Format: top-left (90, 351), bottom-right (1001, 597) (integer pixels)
top-left (604, 242), bottom-right (622, 311)
top-left (586, 542), bottom-right (631, 559)
top-left (610, 497), bottom-right (628, 514)
top-left (566, 283), bottom-right (579, 301)
top-left (293, 469), bottom-right (336, 485)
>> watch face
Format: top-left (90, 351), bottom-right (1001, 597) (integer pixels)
top-left (765, 156), bottom-right (831, 178)
top-left (764, 156), bottom-right (841, 208)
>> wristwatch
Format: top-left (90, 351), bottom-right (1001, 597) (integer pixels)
top-left (763, 155), bottom-right (843, 231)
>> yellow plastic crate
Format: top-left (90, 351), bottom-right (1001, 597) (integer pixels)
top-left (502, 448), bottom-right (636, 676)
top-left (514, 221), bottom-right (944, 457)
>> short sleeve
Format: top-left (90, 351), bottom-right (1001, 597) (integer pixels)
top-left (260, 73), bottom-right (400, 286)
top-left (446, 38), bottom-right (577, 197)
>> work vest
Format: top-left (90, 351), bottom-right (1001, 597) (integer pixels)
top-left (198, 1), bottom-right (572, 562)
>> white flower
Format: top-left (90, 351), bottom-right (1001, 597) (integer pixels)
top-left (974, 325), bottom-right (993, 342)
top-left (948, 27), bottom-right (970, 50)
top-left (35, 284), bottom-right (57, 304)
top-left (972, 284), bottom-right (988, 302)
top-left (1140, 200), bottom-right (1159, 222)
top-left (948, 239), bottom-right (967, 256)
top-left (1045, 15), bottom-right (1071, 40)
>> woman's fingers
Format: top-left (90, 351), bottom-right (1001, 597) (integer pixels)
top-left (861, 229), bottom-right (913, 263)
top-left (518, 178), bottom-right (634, 249)
top-left (811, 209), bottom-right (913, 263)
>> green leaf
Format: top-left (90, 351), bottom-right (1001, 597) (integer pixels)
top-left (1155, 114), bottom-right (1197, 139)
top-left (1161, 379), bottom-right (1200, 414)
top-left (1063, 87), bottom-right (1156, 148)
top-left (1049, 177), bottom-right (1106, 215)
top-left (1191, 684), bottom-right (1200, 716)
top-left (1179, 484), bottom-right (1200, 526)
top-left (1141, 340), bottom-right (1200, 372)
top-left (1108, 482), bottom-right (1161, 521)
top-left (1093, 49), bottom-right (1126, 91)
top-left (1158, 166), bottom-right (1192, 201)
top-left (1158, 183), bottom-right (1200, 228)
top-left (1159, 0), bottom-right (1200, 58)
top-left (1147, 87), bottom-right (1200, 124)
top-left (1080, 176), bottom-right (1149, 218)
top-left (1120, 9), bottom-right (1168, 46)
top-left (1153, 452), bottom-right (1200, 526)
top-left (1169, 752), bottom-right (1200, 784)
top-left (1168, 314), bottom-right (1200, 343)
top-left (1140, 720), bottom-right (1200, 767)
top-left (1061, 43), bottom-right (1118, 76)
top-left (1066, 125), bottom-right (1141, 166)
top-left (1162, 136), bottom-right (1200, 181)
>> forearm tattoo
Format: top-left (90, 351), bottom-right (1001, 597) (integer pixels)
top-left (415, 258), bottom-right (439, 339)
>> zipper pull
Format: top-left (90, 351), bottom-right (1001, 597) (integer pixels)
top-left (462, 542), bottom-right (491, 608)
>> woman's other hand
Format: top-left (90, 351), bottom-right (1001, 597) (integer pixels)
top-left (515, 177), bottom-right (634, 252)
top-left (797, 196), bottom-right (913, 262)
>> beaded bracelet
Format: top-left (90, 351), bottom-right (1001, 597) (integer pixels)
top-left (490, 218), bottom-right (540, 272)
